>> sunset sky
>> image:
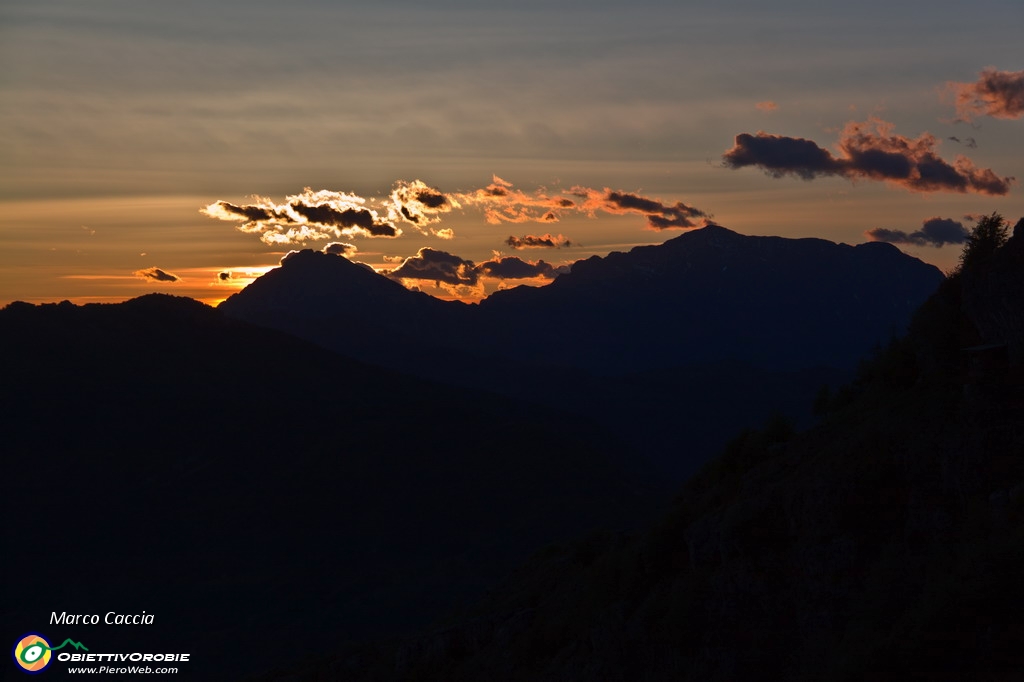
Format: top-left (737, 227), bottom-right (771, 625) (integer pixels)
top-left (2, 0), bottom-right (1021, 305)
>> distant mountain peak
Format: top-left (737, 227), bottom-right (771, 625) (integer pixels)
top-left (279, 248), bottom-right (370, 271)
top-left (222, 226), bottom-right (944, 375)
top-left (219, 248), bottom-right (424, 318)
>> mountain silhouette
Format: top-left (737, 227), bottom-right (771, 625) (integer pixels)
top-left (255, 221), bottom-right (1024, 682)
top-left (220, 225), bottom-right (943, 478)
top-left (0, 294), bottom-right (657, 680)
top-left (477, 224), bottom-right (942, 372)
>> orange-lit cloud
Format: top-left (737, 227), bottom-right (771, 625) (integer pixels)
top-left (506, 233), bottom-right (573, 249)
top-left (323, 242), bottom-right (358, 257)
top-left (756, 101), bottom-right (778, 113)
top-left (454, 177), bottom-right (711, 231)
top-left (134, 267), bottom-right (180, 282)
top-left (388, 179), bottom-right (460, 228)
top-left (723, 118), bottom-right (1013, 195)
top-left (201, 188), bottom-right (399, 245)
top-left (452, 176), bottom-right (577, 225)
top-left (204, 178), bottom-right (711, 254)
top-left (865, 216), bottom-right (970, 248)
top-left (947, 68), bottom-right (1024, 121)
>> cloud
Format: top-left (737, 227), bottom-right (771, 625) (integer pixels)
top-left (756, 101), bottom-right (778, 113)
top-left (506, 233), bottom-right (573, 249)
top-left (723, 118), bottom-right (1013, 195)
top-left (947, 136), bottom-right (978, 149)
top-left (134, 267), bottom-right (180, 282)
top-left (449, 176), bottom-right (709, 230)
top-left (388, 248), bottom-right (479, 286)
top-left (217, 271), bottom-right (233, 281)
top-left (201, 188), bottom-right (399, 245)
top-left (477, 256), bottom-right (557, 279)
top-left (323, 242), bottom-right (357, 257)
top-left (453, 176), bottom-right (578, 225)
top-left (947, 68), bottom-right (1024, 121)
top-left (386, 248), bottom-right (561, 286)
top-left (865, 216), bottom-right (970, 248)
top-left (388, 179), bottom-right (460, 227)
top-left (598, 190), bottom-right (709, 229)
top-left (204, 178), bottom-right (711, 253)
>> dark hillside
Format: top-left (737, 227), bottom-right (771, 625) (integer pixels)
top-left (219, 226), bottom-right (941, 480)
top-left (0, 295), bottom-right (657, 680)
top-left (266, 217), bottom-right (1024, 681)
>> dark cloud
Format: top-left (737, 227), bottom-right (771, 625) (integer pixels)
top-left (389, 180), bottom-right (459, 227)
top-left (323, 242), bottom-right (357, 256)
top-left (598, 190), bottom-right (710, 229)
top-left (604, 191), bottom-right (665, 214)
top-left (201, 188), bottom-right (400, 244)
top-left (948, 136), bottom-right (978, 149)
top-left (506, 233), bottom-right (573, 249)
top-left (217, 271), bottom-right (233, 281)
top-left (205, 201), bottom-right (280, 222)
top-left (865, 217), bottom-right (970, 248)
top-left (388, 248), bottom-right (478, 286)
top-left (723, 118), bottom-right (1013, 195)
top-left (453, 177), bottom-right (709, 230)
top-left (948, 68), bottom-right (1024, 121)
top-left (387, 248), bottom-right (563, 286)
top-left (134, 267), bottom-right (180, 283)
top-left (291, 203), bottom-right (396, 237)
top-left (416, 190), bottom-right (447, 209)
top-left (477, 257), bottom-right (556, 279)
top-left (722, 133), bottom-right (840, 179)
top-left (204, 178), bottom-right (709, 249)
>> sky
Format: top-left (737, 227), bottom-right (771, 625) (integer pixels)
top-left (1, 0), bottom-right (1022, 305)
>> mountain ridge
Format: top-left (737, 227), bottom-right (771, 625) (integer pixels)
top-left (221, 225), bottom-right (942, 375)
top-left (217, 225), bottom-right (942, 478)
top-left (0, 294), bottom-right (659, 679)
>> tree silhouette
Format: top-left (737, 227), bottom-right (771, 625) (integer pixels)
top-left (958, 212), bottom-right (1009, 273)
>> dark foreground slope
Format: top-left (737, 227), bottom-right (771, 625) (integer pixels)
top-left (220, 226), bottom-right (942, 479)
top-left (261, 222), bottom-right (1024, 681)
top-left (0, 295), bottom-right (657, 680)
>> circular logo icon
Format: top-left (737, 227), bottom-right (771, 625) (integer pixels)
top-left (13, 634), bottom-right (52, 674)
